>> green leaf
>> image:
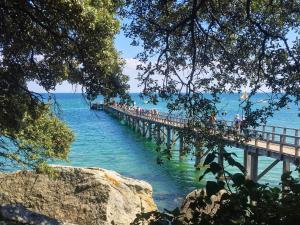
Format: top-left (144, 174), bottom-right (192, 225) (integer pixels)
top-left (231, 173), bottom-right (245, 186)
top-left (291, 184), bottom-right (300, 193)
top-left (203, 153), bottom-right (216, 166)
top-left (206, 181), bottom-right (220, 197)
top-left (209, 162), bottom-right (222, 174)
top-left (234, 161), bottom-right (246, 173)
top-left (227, 156), bottom-right (236, 166)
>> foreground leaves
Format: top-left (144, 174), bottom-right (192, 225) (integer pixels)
top-left (0, 0), bottom-right (129, 170)
top-left (1, 105), bottom-right (74, 170)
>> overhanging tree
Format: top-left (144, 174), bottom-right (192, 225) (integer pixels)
top-left (122, 0), bottom-right (300, 171)
top-left (0, 0), bottom-right (129, 170)
top-left (123, 0), bottom-right (300, 122)
top-left (123, 1), bottom-right (300, 224)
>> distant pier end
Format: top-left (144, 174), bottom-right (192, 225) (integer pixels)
top-left (90, 103), bottom-right (104, 110)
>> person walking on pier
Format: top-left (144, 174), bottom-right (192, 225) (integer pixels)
top-left (234, 114), bottom-right (242, 134)
top-left (209, 112), bottom-right (216, 124)
top-left (208, 112), bottom-right (217, 133)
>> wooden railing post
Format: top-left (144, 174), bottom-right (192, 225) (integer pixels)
top-left (266, 133), bottom-right (270, 149)
top-left (280, 135), bottom-right (284, 154)
top-left (255, 131), bottom-right (258, 146)
top-left (283, 128), bottom-right (287, 143)
top-left (295, 137), bottom-right (299, 157)
top-left (272, 126), bottom-right (275, 141)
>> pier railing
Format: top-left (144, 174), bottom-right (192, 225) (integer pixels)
top-left (106, 104), bottom-right (300, 157)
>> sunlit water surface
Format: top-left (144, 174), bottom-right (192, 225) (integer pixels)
top-left (43, 93), bottom-right (299, 209)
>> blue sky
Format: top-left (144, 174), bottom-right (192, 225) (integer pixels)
top-left (27, 26), bottom-right (298, 94)
top-left (27, 30), bottom-right (143, 93)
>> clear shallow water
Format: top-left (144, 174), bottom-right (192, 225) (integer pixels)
top-left (50, 93), bottom-right (299, 210)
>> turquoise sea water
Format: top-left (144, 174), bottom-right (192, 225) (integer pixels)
top-left (51, 93), bottom-right (299, 210)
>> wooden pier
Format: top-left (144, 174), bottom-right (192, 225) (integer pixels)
top-left (103, 104), bottom-right (300, 182)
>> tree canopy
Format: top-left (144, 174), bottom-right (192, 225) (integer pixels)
top-left (0, 0), bottom-right (129, 170)
top-left (122, 1), bottom-right (300, 224)
top-left (123, 0), bottom-right (300, 124)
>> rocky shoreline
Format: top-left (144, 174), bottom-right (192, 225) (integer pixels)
top-left (0, 165), bottom-right (220, 225)
top-left (0, 165), bottom-right (157, 225)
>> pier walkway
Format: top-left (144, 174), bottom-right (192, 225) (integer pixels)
top-left (101, 104), bottom-right (300, 182)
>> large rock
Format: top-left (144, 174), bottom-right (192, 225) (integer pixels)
top-left (130, 189), bottom-right (227, 225)
top-left (175, 189), bottom-right (226, 225)
top-left (0, 165), bottom-right (157, 225)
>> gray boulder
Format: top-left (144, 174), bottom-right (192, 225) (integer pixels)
top-left (0, 204), bottom-right (74, 225)
top-left (0, 165), bottom-right (157, 225)
top-left (175, 189), bottom-right (226, 224)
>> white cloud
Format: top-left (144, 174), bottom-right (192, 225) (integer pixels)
top-left (124, 58), bottom-right (140, 70)
top-left (27, 80), bottom-right (82, 93)
top-left (27, 58), bottom-right (144, 93)
top-left (123, 58), bottom-right (142, 92)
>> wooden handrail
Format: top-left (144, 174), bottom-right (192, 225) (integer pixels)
top-left (108, 105), bottom-right (299, 147)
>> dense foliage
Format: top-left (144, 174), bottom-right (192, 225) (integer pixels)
top-left (123, 0), bottom-right (300, 123)
top-left (122, 1), bottom-right (300, 224)
top-left (0, 0), bottom-right (129, 170)
top-left (1, 105), bottom-right (74, 170)
top-left (132, 171), bottom-right (300, 225)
